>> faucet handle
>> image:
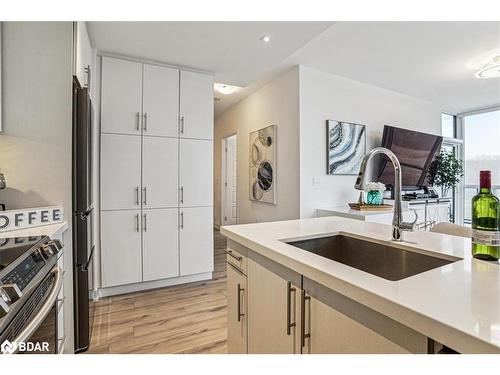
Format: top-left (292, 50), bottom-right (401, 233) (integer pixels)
top-left (400, 209), bottom-right (418, 231)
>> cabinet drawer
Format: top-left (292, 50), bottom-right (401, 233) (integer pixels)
top-left (226, 240), bottom-right (247, 275)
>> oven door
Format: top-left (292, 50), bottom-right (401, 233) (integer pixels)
top-left (19, 300), bottom-right (57, 354)
top-left (1, 267), bottom-right (63, 354)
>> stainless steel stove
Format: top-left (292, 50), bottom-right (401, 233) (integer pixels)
top-left (0, 236), bottom-right (63, 354)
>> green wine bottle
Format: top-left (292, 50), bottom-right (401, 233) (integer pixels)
top-left (472, 170), bottom-right (500, 261)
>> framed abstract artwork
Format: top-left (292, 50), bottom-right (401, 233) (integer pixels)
top-left (249, 124), bottom-right (276, 204)
top-left (326, 120), bottom-right (366, 175)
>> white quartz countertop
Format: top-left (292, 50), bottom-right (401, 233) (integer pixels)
top-left (0, 221), bottom-right (68, 239)
top-left (318, 206), bottom-right (394, 217)
top-left (221, 216), bottom-right (500, 353)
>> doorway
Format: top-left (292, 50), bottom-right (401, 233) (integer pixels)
top-left (222, 134), bottom-right (238, 225)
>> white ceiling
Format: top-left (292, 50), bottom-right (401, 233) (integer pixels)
top-left (284, 21), bottom-right (500, 113)
top-left (87, 22), bottom-right (332, 114)
top-left (87, 21), bottom-right (500, 117)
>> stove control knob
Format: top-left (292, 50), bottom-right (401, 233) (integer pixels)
top-left (32, 248), bottom-right (45, 262)
top-left (47, 240), bottom-right (61, 255)
top-left (0, 299), bottom-right (9, 318)
top-left (0, 283), bottom-right (22, 304)
top-left (41, 244), bottom-right (55, 258)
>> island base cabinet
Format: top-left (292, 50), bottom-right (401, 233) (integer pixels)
top-left (302, 293), bottom-right (411, 354)
top-left (227, 263), bottom-right (247, 353)
top-left (247, 258), bottom-right (301, 354)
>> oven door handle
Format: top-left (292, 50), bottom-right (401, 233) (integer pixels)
top-left (7, 267), bottom-right (63, 354)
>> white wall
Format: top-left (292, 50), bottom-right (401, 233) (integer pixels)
top-left (0, 22), bottom-right (75, 352)
top-left (299, 65), bottom-right (444, 218)
top-left (214, 67), bottom-right (300, 226)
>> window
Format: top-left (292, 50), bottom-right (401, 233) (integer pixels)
top-left (461, 109), bottom-right (500, 225)
top-left (441, 113), bottom-right (456, 138)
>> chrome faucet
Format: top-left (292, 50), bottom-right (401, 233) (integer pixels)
top-left (354, 147), bottom-right (418, 241)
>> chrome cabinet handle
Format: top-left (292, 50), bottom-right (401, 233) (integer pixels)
top-left (135, 214), bottom-right (139, 232)
top-left (143, 214), bottom-right (147, 232)
top-left (286, 281), bottom-right (296, 335)
top-left (10, 267), bottom-right (63, 353)
top-left (136, 112), bottom-right (141, 131)
top-left (301, 289), bottom-right (311, 348)
top-left (135, 187), bottom-right (139, 206)
top-left (180, 186), bottom-right (184, 204)
top-left (237, 283), bottom-right (245, 322)
top-left (224, 249), bottom-right (242, 262)
top-left (180, 211), bottom-right (184, 229)
top-left (143, 112), bottom-right (148, 131)
top-left (143, 186), bottom-right (147, 205)
top-left (179, 116), bottom-right (185, 134)
top-left (84, 65), bottom-right (91, 89)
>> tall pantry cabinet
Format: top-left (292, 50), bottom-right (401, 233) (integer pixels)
top-left (100, 56), bottom-right (214, 293)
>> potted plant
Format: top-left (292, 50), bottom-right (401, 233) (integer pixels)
top-left (427, 150), bottom-right (464, 197)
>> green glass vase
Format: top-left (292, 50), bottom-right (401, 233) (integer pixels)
top-left (366, 190), bottom-right (383, 205)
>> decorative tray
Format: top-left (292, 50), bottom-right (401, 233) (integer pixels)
top-left (348, 203), bottom-right (393, 211)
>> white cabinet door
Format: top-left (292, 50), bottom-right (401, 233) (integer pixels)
top-left (247, 259), bottom-right (301, 354)
top-left (142, 208), bottom-right (179, 282)
top-left (143, 64), bottom-right (179, 137)
top-left (101, 210), bottom-right (142, 288)
top-left (101, 57), bottom-right (143, 135)
top-left (179, 206), bottom-right (213, 276)
top-left (304, 295), bottom-right (409, 354)
top-left (101, 134), bottom-right (142, 210)
top-left (179, 139), bottom-right (213, 207)
top-left (142, 136), bottom-right (178, 208)
top-left (227, 264), bottom-right (247, 353)
top-left (179, 71), bottom-right (213, 140)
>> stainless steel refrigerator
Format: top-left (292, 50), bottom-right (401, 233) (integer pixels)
top-left (72, 77), bottom-right (95, 353)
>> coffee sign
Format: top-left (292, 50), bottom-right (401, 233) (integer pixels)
top-left (0, 206), bottom-right (64, 232)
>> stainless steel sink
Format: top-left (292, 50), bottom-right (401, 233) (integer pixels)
top-left (286, 235), bottom-right (458, 281)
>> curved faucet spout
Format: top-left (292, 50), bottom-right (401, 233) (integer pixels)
top-left (353, 147), bottom-right (414, 241)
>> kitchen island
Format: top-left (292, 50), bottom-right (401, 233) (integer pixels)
top-left (221, 216), bottom-right (500, 354)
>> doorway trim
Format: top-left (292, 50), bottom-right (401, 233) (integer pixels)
top-left (221, 133), bottom-right (238, 227)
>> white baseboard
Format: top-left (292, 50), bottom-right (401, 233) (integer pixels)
top-left (97, 272), bottom-right (213, 298)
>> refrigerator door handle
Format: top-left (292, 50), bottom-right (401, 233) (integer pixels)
top-left (76, 206), bottom-right (94, 219)
top-left (82, 245), bottom-right (95, 272)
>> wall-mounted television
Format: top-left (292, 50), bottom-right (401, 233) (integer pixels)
top-left (377, 125), bottom-right (443, 190)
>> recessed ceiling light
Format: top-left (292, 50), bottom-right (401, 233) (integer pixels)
top-left (475, 55), bottom-right (500, 79)
top-left (260, 35), bottom-right (271, 43)
top-left (214, 83), bottom-right (242, 95)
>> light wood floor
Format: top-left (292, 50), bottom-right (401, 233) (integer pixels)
top-left (87, 230), bottom-right (228, 354)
